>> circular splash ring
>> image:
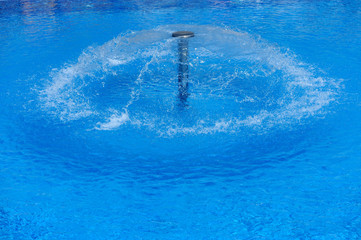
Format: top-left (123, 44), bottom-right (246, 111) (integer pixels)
top-left (40, 25), bottom-right (339, 136)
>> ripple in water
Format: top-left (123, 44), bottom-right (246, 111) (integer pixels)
top-left (39, 25), bottom-right (340, 136)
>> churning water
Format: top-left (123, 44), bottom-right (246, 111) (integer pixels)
top-left (40, 25), bottom-right (339, 136)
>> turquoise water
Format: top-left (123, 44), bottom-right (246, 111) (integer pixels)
top-left (1, 0), bottom-right (361, 239)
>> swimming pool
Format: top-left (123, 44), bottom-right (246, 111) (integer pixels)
top-left (1, 0), bottom-right (361, 239)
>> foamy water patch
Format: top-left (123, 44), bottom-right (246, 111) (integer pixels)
top-left (95, 111), bottom-right (130, 130)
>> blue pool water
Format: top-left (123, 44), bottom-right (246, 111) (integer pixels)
top-left (1, 0), bottom-right (361, 239)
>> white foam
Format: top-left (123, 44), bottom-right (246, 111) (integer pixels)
top-left (95, 111), bottom-right (130, 130)
top-left (107, 58), bottom-right (129, 66)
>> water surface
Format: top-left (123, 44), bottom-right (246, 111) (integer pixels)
top-left (1, 0), bottom-right (361, 239)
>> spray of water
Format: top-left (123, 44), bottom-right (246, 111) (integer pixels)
top-left (39, 25), bottom-right (340, 136)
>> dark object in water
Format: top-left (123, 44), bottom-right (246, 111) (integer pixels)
top-left (172, 31), bottom-right (195, 38)
top-left (172, 31), bottom-right (195, 106)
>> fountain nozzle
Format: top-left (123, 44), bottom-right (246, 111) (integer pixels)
top-left (172, 31), bottom-right (194, 106)
top-left (172, 31), bottom-right (194, 38)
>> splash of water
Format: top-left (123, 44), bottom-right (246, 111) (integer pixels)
top-left (39, 25), bottom-right (340, 136)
